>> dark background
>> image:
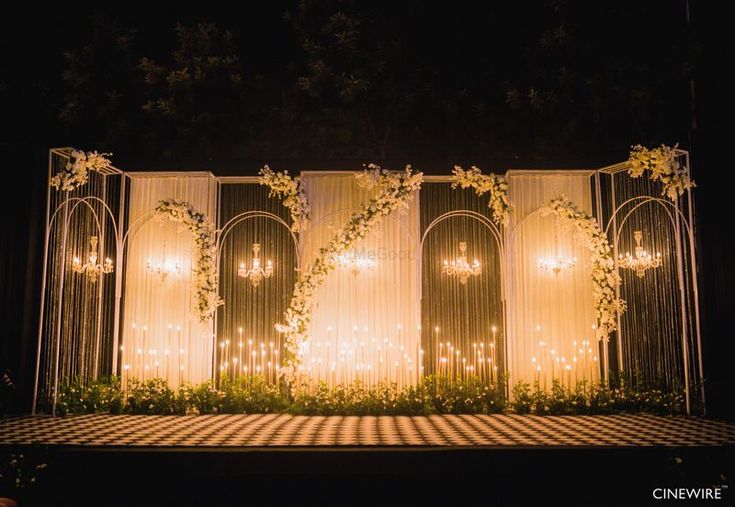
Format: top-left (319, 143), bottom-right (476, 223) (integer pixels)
top-left (1, 1), bottom-right (731, 418)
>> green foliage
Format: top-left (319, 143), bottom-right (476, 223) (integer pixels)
top-left (125, 378), bottom-right (185, 415)
top-left (51, 376), bottom-right (123, 416)
top-left (216, 376), bottom-right (289, 414)
top-left (47, 375), bottom-right (688, 417)
top-left (510, 378), bottom-right (687, 416)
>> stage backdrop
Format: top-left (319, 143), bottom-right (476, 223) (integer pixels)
top-left (120, 173), bottom-right (216, 387)
top-left (299, 173), bottom-right (421, 387)
top-left (506, 172), bottom-right (599, 388)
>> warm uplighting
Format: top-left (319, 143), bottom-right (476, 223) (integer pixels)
top-left (71, 236), bottom-right (113, 282)
top-left (442, 241), bottom-right (481, 284)
top-left (238, 243), bottom-right (273, 288)
top-left (618, 230), bottom-right (661, 278)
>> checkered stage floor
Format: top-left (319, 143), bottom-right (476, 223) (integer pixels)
top-left (2, 414), bottom-right (734, 448)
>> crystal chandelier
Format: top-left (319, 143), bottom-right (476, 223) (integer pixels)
top-left (71, 236), bottom-right (113, 283)
top-left (618, 230), bottom-right (661, 278)
top-left (146, 258), bottom-right (182, 283)
top-left (442, 241), bottom-right (481, 284)
top-left (146, 241), bottom-right (182, 283)
top-left (336, 252), bottom-right (376, 276)
top-left (238, 243), bottom-right (273, 288)
top-left (538, 255), bottom-right (577, 275)
top-left (538, 230), bottom-right (577, 275)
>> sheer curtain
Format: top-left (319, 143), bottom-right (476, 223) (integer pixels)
top-left (121, 174), bottom-right (216, 387)
top-left (299, 173), bottom-right (421, 387)
top-left (506, 172), bottom-right (599, 389)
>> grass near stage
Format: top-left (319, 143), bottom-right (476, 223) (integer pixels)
top-left (39, 374), bottom-right (690, 417)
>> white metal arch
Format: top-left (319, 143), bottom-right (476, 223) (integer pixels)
top-left (418, 210), bottom-right (505, 300)
top-left (217, 211), bottom-right (300, 267)
top-left (35, 196), bottom-right (122, 415)
top-left (603, 195), bottom-right (703, 415)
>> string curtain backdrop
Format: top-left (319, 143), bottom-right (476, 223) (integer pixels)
top-left (299, 173), bottom-right (421, 387)
top-left (420, 182), bottom-right (505, 384)
top-left (36, 149), bottom-right (121, 410)
top-left (32, 147), bottom-right (704, 415)
top-left (216, 181), bottom-right (298, 384)
top-left (506, 172), bottom-right (599, 389)
top-left (601, 169), bottom-right (699, 396)
top-left (120, 174), bottom-right (216, 387)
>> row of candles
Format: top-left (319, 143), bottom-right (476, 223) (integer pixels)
top-left (529, 324), bottom-right (600, 389)
top-left (217, 327), bottom-right (281, 386)
top-left (290, 324), bottom-right (420, 389)
top-left (425, 325), bottom-right (501, 384)
top-left (119, 321), bottom-right (602, 392)
top-left (218, 323), bottom-right (502, 388)
top-left (120, 322), bottom-right (189, 390)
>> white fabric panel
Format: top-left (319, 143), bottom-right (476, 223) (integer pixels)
top-left (506, 173), bottom-right (599, 388)
top-left (121, 175), bottom-right (216, 387)
top-left (299, 173), bottom-right (421, 387)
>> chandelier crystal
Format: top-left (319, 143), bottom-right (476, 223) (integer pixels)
top-left (238, 243), bottom-right (273, 288)
top-left (336, 252), bottom-right (376, 276)
top-left (538, 229), bottom-right (577, 275)
top-left (618, 230), bottom-right (661, 278)
top-left (146, 258), bottom-right (182, 283)
top-left (146, 241), bottom-right (182, 283)
top-left (442, 241), bottom-right (481, 284)
top-left (71, 236), bottom-right (113, 283)
top-left (538, 255), bottom-right (577, 275)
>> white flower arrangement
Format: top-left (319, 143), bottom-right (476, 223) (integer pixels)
top-left (155, 199), bottom-right (223, 322)
top-left (259, 165), bottom-right (311, 232)
top-left (50, 149), bottom-right (112, 191)
top-left (628, 144), bottom-right (695, 200)
top-left (277, 165), bottom-right (423, 380)
top-left (450, 165), bottom-right (511, 225)
top-left (539, 196), bottom-right (626, 341)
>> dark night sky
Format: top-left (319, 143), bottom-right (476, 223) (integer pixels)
top-left (1, 1), bottom-right (731, 417)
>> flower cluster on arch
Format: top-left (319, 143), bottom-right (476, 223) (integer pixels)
top-left (450, 165), bottom-right (511, 225)
top-left (50, 149), bottom-right (112, 191)
top-left (628, 144), bottom-right (695, 201)
top-left (276, 165), bottom-right (423, 380)
top-left (154, 199), bottom-right (223, 322)
top-left (540, 196), bottom-right (626, 341)
top-left (259, 165), bottom-right (311, 233)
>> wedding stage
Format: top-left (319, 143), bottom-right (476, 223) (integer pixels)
top-left (3, 413), bottom-right (734, 447)
top-left (32, 146), bottom-right (703, 416)
top-left (2, 413), bottom-right (733, 505)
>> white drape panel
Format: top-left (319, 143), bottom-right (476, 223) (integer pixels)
top-left (121, 175), bottom-right (216, 387)
top-left (299, 173), bottom-right (421, 387)
top-left (506, 173), bottom-right (599, 388)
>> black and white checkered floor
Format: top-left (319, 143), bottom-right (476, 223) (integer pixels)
top-left (2, 414), bottom-right (734, 447)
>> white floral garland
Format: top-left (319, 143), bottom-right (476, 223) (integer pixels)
top-left (155, 200), bottom-right (223, 322)
top-left (450, 165), bottom-right (511, 225)
top-left (628, 144), bottom-right (695, 200)
top-left (50, 149), bottom-right (112, 191)
top-left (259, 165), bottom-right (311, 232)
top-left (276, 165), bottom-right (423, 379)
top-left (539, 196), bottom-right (626, 341)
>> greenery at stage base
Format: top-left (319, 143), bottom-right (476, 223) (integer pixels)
top-left (43, 374), bottom-right (689, 417)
